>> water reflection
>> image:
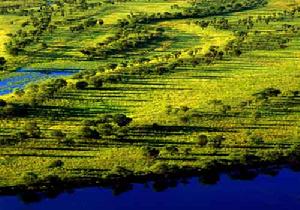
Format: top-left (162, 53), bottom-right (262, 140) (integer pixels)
top-left (1, 168), bottom-right (300, 210)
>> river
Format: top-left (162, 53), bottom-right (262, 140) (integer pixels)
top-left (0, 168), bottom-right (300, 210)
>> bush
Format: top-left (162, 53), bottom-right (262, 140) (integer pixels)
top-left (49, 160), bottom-right (64, 168)
top-left (165, 146), bottom-right (179, 155)
top-left (0, 99), bottom-right (7, 107)
top-left (51, 130), bottom-right (66, 140)
top-left (60, 138), bottom-right (75, 146)
top-left (15, 131), bottom-right (28, 141)
top-left (253, 87), bottom-right (281, 99)
top-left (90, 76), bottom-right (103, 89)
top-left (143, 146), bottom-right (160, 159)
top-left (111, 166), bottom-right (133, 177)
top-left (0, 57), bottom-right (6, 70)
top-left (113, 114), bottom-right (132, 127)
top-left (75, 81), bottom-right (88, 89)
top-left (24, 122), bottom-right (41, 138)
top-left (197, 135), bottom-right (208, 147)
top-left (249, 134), bottom-right (264, 145)
top-left (209, 135), bottom-right (226, 148)
top-left (23, 172), bottom-right (39, 184)
top-left (97, 123), bottom-right (114, 136)
top-left (80, 126), bottom-right (100, 139)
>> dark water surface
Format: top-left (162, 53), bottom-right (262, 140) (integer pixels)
top-left (1, 169), bottom-right (300, 210)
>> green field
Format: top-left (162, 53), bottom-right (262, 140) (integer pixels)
top-left (0, 0), bottom-right (299, 189)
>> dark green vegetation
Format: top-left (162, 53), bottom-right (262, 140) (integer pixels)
top-left (0, 0), bottom-right (299, 189)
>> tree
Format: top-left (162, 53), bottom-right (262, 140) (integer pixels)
top-left (113, 114), bottom-right (132, 127)
top-left (107, 63), bottom-right (118, 70)
top-left (0, 99), bottom-right (7, 107)
top-left (0, 57), bottom-right (6, 70)
top-left (49, 160), bottom-right (64, 168)
top-left (80, 126), bottom-right (100, 139)
top-left (90, 76), bottom-right (103, 89)
top-left (197, 135), bottom-right (208, 147)
top-left (75, 81), bottom-right (88, 89)
top-left (143, 146), bottom-right (160, 159)
top-left (51, 130), bottom-right (66, 140)
top-left (210, 135), bottom-right (226, 148)
top-left (15, 131), bottom-right (28, 141)
top-left (249, 134), bottom-right (264, 145)
top-left (253, 88), bottom-right (281, 99)
top-left (25, 122), bottom-right (41, 138)
top-left (165, 146), bottom-right (179, 155)
top-left (97, 123), bottom-right (114, 136)
top-left (98, 19), bottom-right (104, 25)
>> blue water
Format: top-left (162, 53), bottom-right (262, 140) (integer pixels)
top-left (1, 169), bottom-right (300, 210)
top-left (0, 68), bottom-right (77, 95)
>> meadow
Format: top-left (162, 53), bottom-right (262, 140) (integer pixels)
top-left (0, 0), bottom-right (299, 190)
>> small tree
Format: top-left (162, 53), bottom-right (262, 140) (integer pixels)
top-left (22, 172), bottom-right (39, 184)
top-left (90, 76), bottom-right (103, 89)
top-left (0, 57), bottom-right (6, 70)
top-left (25, 122), bottom-right (41, 138)
top-left (80, 126), bottom-right (100, 139)
top-left (51, 130), bottom-right (66, 140)
top-left (143, 146), bottom-right (160, 159)
top-left (210, 135), bottom-right (226, 148)
top-left (113, 114), bottom-right (132, 127)
top-left (197, 135), bottom-right (208, 147)
top-left (98, 19), bottom-right (104, 25)
top-left (0, 99), bottom-right (7, 107)
top-left (249, 134), bottom-right (264, 145)
top-left (75, 81), bottom-right (88, 89)
top-left (165, 146), bottom-right (179, 155)
top-left (49, 160), bottom-right (64, 168)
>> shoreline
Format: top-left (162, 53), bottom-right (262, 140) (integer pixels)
top-left (1, 157), bottom-right (299, 197)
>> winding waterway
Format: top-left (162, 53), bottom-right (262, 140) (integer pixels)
top-left (1, 169), bottom-right (300, 210)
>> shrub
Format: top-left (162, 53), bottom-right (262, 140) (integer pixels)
top-left (197, 135), bottom-right (209, 147)
top-left (90, 76), bottom-right (103, 89)
top-left (249, 134), bottom-right (264, 145)
top-left (79, 126), bottom-right (100, 139)
top-left (0, 57), bottom-right (6, 70)
top-left (49, 160), bottom-right (64, 168)
top-left (143, 146), bottom-right (160, 159)
top-left (113, 114), bottom-right (132, 127)
top-left (209, 135), bottom-right (226, 148)
top-left (60, 138), bottom-right (75, 146)
top-left (111, 166), bottom-right (133, 177)
top-left (165, 146), bottom-right (179, 155)
top-left (24, 122), bottom-right (41, 138)
top-left (0, 99), bottom-right (7, 107)
top-left (15, 131), bottom-right (28, 141)
top-left (51, 130), bottom-right (66, 140)
top-left (253, 87), bottom-right (281, 99)
top-left (75, 81), bottom-right (88, 89)
top-left (23, 172), bottom-right (39, 184)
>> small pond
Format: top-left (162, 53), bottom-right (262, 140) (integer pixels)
top-left (0, 68), bottom-right (77, 95)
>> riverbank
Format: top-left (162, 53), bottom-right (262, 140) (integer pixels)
top-left (1, 152), bottom-right (300, 196)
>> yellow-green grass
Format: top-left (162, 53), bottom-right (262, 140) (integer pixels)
top-left (0, 0), bottom-right (299, 188)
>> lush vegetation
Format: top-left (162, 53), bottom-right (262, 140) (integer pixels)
top-left (0, 0), bottom-right (299, 191)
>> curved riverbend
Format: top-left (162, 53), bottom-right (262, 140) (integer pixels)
top-left (1, 169), bottom-right (300, 210)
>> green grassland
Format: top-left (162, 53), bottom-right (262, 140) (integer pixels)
top-left (0, 0), bottom-right (299, 189)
